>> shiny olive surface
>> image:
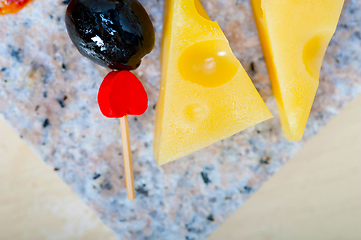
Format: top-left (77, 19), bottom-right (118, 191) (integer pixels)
top-left (65, 0), bottom-right (155, 70)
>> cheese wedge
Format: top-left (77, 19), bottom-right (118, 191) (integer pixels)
top-left (153, 0), bottom-right (272, 165)
top-left (251, 0), bottom-right (344, 141)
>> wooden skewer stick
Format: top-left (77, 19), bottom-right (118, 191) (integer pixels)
top-left (120, 115), bottom-right (136, 199)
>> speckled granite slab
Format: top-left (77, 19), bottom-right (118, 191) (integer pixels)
top-left (0, 0), bottom-right (360, 239)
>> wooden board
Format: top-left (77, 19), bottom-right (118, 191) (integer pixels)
top-left (208, 94), bottom-right (361, 239)
top-left (0, 118), bottom-right (118, 240)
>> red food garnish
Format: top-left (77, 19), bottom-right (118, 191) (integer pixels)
top-left (0, 0), bottom-right (31, 14)
top-left (98, 71), bottom-right (148, 118)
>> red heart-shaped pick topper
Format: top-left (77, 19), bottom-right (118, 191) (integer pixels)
top-left (98, 71), bottom-right (148, 118)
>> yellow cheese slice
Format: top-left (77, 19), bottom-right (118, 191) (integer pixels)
top-left (153, 0), bottom-right (272, 165)
top-left (251, 0), bottom-right (344, 141)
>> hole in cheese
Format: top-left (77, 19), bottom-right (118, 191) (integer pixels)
top-left (194, 0), bottom-right (211, 20)
top-left (178, 40), bottom-right (239, 88)
top-left (302, 32), bottom-right (332, 79)
top-left (183, 102), bottom-right (209, 123)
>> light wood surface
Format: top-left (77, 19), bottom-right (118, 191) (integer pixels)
top-left (120, 116), bottom-right (136, 200)
top-left (209, 95), bottom-right (361, 240)
top-left (0, 117), bottom-right (118, 240)
top-left (1, 94), bottom-right (361, 239)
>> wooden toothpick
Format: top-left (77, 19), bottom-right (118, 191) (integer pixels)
top-left (120, 115), bottom-right (136, 199)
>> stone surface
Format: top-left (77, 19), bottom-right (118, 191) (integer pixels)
top-left (0, 0), bottom-right (360, 239)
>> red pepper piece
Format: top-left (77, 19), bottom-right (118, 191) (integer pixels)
top-left (98, 71), bottom-right (148, 118)
top-left (0, 0), bottom-right (32, 15)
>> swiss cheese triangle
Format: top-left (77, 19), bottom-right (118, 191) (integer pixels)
top-left (251, 0), bottom-right (344, 141)
top-left (154, 0), bottom-right (272, 165)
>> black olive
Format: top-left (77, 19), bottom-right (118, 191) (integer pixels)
top-left (65, 0), bottom-right (155, 70)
